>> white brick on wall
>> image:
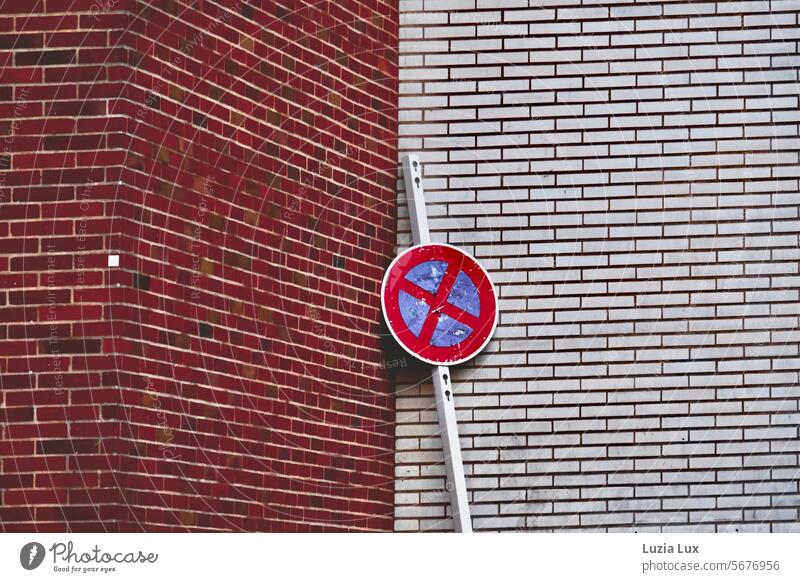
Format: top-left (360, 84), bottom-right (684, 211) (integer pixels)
top-left (394, 0), bottom-right (800, 532)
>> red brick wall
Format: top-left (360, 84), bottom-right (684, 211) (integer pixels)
top-left (1, 1), bottom-right (398, 532)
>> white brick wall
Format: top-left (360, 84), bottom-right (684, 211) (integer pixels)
top-left (395, 0), bottom-right (800, 532)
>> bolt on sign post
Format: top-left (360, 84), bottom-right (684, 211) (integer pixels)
top-left (382, 155), bottom-right (499, 533)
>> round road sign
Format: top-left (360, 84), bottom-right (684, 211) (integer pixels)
top-left (381, 243), bottom-right (498, 366)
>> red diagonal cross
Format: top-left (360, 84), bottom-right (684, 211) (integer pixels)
top-left (397, 261), bottom-right (481, 347)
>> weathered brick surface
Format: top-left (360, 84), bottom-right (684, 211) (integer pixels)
top-left (396, 0), bottom-right (800, 532)
top-left (1, 1), bottom-right (398, 532)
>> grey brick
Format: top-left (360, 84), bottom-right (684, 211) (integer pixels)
top-left (395, 0), bottom-right (800, 533)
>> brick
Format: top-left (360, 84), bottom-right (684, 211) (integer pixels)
top-left (394, 0), bottom-right (800, 533)
top-left (3, 1), bottom-right (400, 533)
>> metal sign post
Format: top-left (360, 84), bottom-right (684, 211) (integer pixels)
top-left (402, 154), bottom-right (472, 533)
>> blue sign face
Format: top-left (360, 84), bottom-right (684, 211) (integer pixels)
top-left (398, 260), bottom-right (481, 348)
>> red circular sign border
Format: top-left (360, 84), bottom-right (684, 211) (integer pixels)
top-left (381, 243), bottom-right (498, 366)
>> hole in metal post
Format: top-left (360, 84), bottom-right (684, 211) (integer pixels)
top-left (445, 390), bottom-right (451, 401)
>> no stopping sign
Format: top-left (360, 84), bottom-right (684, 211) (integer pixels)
top-left (381, 243), bottom-right (498, 366)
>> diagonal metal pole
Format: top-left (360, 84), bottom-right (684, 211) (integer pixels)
top-left (402, 154), bottom-right (472, 533)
